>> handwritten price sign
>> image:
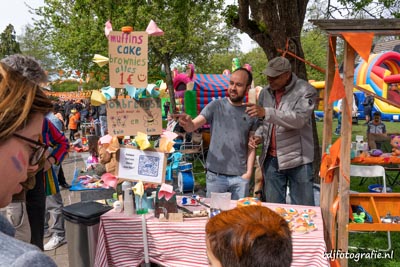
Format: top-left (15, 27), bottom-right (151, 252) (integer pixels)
top-left (108, 31), bottom-right (148, 88)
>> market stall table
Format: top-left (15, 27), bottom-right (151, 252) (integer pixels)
top-left (352, 153), bottom-right (400, 165)
top-left (351, 153), bottom-right (400, 186)
top-left (94, 201), bottom-right (329, 267)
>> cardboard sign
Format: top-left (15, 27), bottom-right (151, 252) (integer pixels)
top-left (106, 98), bottom-right (162, 136)
top-left (108, 31), bottom-right (148, 88)
top-left (117, 147), bottom-right (166, 184)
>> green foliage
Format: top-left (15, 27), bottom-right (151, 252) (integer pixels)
top-left (333, 0), bottom-right (400, 18)
top-left (222, 4), bottom-right (239, 25)
top-left (50, 80), bottom-right (82, 92)
top-left (316, 119), bottom-right (400, 147)
top-left (30, 0), bottom-right (241, 113)
top-left (241, 48), bottom-right (268, 86)
top-left (197, 51), bottom-right (238, 74)
top-left (32, 0), bottom-right (237, 86)
top-left (301, 29), bottom-right (327, 81)
top-left (0, 24), bottom-right (21, 58)
top-left (50, 79), bottom-right (107, 92)
top-left (194, 47), bottom-right (267, 86)
top-left (17, 24), bottom-right (58, 71)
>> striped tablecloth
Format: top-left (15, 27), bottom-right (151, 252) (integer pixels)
top-left (94, 202), bottom-right (329, 267)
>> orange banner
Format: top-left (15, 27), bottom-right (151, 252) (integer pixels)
top-left (44, 90), bottom-right (92, 100)
top-left (328, 69), bottom-right (346, 104)
top-left (341, 32), bottom-right (374, 63)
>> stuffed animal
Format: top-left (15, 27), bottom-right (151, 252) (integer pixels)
top-left (98, 135), bottom-right (120, 175)
top-left (352, 212), bottom-right (366, 223)
top-left (390, 135), bottom-right (400, 156)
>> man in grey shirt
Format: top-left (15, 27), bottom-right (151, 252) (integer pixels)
top-left (178, 68), bottom-right (258, 200)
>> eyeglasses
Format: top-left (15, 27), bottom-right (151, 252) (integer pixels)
top-left (13, 133), bottom-right (48, 166)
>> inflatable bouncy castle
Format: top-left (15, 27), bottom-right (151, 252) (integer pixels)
top-left (311, 51), bottom-right (400, 121)
top-left (354, 51), bottom-right (400, 120)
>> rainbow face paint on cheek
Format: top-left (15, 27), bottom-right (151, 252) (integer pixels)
top-left (12, 156), bottom-right (23, 172)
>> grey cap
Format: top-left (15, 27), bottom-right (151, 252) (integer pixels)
top-left (263, 57), bottom-right (291, 77)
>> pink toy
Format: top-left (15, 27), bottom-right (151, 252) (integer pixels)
top-left (390, 135), bottom-right (400, 156)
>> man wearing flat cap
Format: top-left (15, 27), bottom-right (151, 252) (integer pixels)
top-left (245, 57), bottom-right (317, 205)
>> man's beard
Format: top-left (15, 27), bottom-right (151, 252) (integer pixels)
top-left (229, 93), bottom-right (245, 104)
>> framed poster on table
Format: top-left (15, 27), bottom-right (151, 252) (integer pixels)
top-left (117, 147), bottom-right (167, 184)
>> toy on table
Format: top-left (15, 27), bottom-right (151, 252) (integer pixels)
top-left (369, 149), bottom-right (383, 157)
top-left (98, 135), bottom-right (120, 175)
top-left (390, 135), bottom-right (400, 156)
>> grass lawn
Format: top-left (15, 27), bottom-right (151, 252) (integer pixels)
top-left (316, 119), bottom-right (400, 147)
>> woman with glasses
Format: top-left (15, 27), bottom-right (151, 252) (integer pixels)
top-left (1, 54), bottom-right (69, 252)
top-left (0, 62), bottom-right (57, 265)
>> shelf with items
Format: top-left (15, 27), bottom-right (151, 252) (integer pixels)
top-left (348, 193), bottom-right (400, 231)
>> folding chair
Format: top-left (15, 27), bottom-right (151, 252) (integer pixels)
top-left (384, 165), bottom-right (400, 186)
top-left (179, 131), bottom-right (206, 169)
top-left (349, 165), bottom-right (391, 251)
top-left (351, 165), bottom-right (387, 192)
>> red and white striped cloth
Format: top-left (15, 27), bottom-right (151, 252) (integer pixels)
top-left (94, 202), bottom-right (329, 267)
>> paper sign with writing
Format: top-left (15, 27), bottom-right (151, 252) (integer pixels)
top-left (108, 31), bottom-right (148, 88)
top-left (106, 98), bottom-right (162, 136)
top-left (117, 147), bottom-right (166, 184)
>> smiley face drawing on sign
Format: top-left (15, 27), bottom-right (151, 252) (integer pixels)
top-left (138, 74), bottom-right (147, 82)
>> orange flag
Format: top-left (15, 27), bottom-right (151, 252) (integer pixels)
top-left (341, 32), bottom-right (374, 62)
top-left (328, 69), bottom-right (346, 104)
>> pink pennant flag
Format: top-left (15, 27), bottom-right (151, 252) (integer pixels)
top-left (161, 131), bottom-right (178, 140)
top-left (105, 20), bottom-right (113, 37)
top-left (146, 20), bottom-right (164, 36)
top-left (101, 173), bottom-right (118, 189)
top-left (158, 183), bottom-right (175, 201)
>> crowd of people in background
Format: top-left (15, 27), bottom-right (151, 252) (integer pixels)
top-left (49, 98), bottom-right (109, 141)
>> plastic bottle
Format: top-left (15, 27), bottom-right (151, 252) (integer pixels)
top-left (248, 88), bottom-right (257, 104)
top-left (122, 181), bottom-right (135, 216)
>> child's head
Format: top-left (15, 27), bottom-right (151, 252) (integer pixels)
top-left (373, 111), bottom-right (381, 122)
top-left (74, 132), bottom-right (81, 139)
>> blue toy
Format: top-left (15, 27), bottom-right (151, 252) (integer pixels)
top-left (165, 152), bottom-right (182, 181)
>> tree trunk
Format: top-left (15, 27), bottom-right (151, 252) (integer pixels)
top-left (229, 0), bottom-right (321, 182)
top-left (163, 55), bottom-right (176, 114)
